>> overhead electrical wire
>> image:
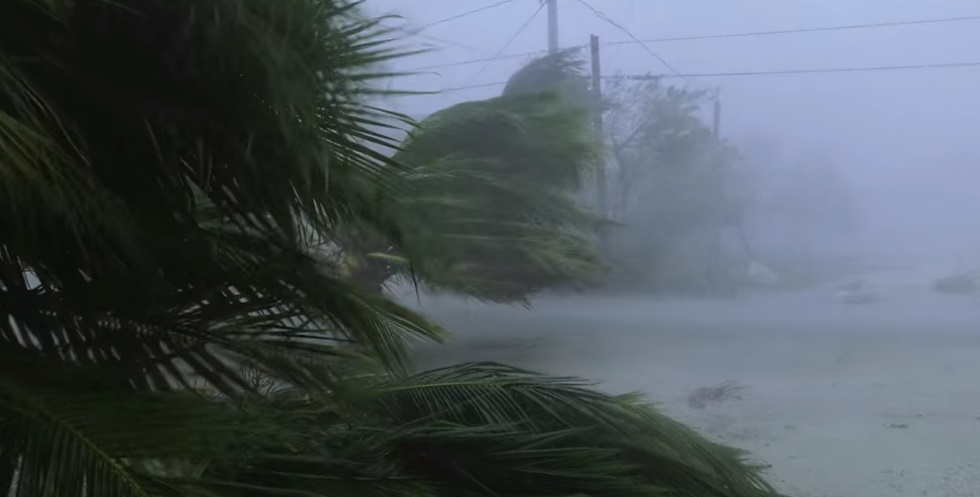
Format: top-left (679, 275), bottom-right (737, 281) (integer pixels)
top-left (463, 0), bottom-right (548, 84)
top-left (413, 48), bottom-right (571, 71)
top-left (572, 0), bottom-right (684, 77)
top-left (398, 30), bottom-right (487, 53)
top-left (439, 81), bottom-right (510, 93)
top-left (612, 60), bottom-right (980, 80)
top-left (611, 13), bottom-right (980, 46)
top-left (436, 60), bottom-right (980, 93)
top-left (410, 0), bottom-right (519, 33)
top-left (408, 13), bottom-right (980, 72)
top-left (398, 7), bottom-right (980, 96)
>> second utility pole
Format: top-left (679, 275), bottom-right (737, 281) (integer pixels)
top-left (712, 93), bottom-right (721, 139)
top-left (590, 34), bottom-right (607, 218)
top-left (547, 0), bottom-right (559, 52)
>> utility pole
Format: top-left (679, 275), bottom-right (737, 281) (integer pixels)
top-left (590, 34), bottom-right (607, 218)
top-left (547, 0), bottom-right (559, 52)
top-left (712, 94), bottom-right (721, 139)
top-left (709, 91), bottom-right (725, 294)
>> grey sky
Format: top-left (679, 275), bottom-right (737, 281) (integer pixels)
top-left (368, 0), bottom-right (980, 256)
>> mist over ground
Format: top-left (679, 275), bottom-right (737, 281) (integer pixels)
top-left (398, 265), bottom-right (980, 497)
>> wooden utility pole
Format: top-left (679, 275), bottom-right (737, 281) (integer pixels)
top-left (709, 91), bottom-right (725, 294)
top-left (712, 94), bottom-right (721, 139)
top-left (547, 0), bottom-right (559, 52)
top-left (590, 34), bottom-right (607, 218)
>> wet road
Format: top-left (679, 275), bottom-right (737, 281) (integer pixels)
top-left (403, 274), bottom-right (980, 497)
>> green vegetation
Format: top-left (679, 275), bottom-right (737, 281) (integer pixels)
top-left (0, 0), bottom-right (786, 495)
top-left (340, 50), bottom-right (604, 302)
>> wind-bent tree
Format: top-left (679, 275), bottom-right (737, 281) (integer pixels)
top-left (342, 50), bottom-right (605, 302)
top-left (0, 0), bottom-right (786, 496)
top-left (602, 76), bottom-right (741, 292)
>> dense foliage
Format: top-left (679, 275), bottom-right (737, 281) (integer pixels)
top-left (342, 50), bottom-right (604, 302)
top-left (0, 0), bottom-right (787, 496)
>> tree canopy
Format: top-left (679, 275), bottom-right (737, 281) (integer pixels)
top-left (342, 49), bottom-right (605, 302)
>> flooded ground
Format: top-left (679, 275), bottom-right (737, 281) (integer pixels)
top-left (402, 263), bottom-right (980, 497)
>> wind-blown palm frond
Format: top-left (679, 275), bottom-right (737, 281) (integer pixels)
top-left (346, 51), bottom-right (605, 302)
top-left (372, 363), bottom-right (780, 497)
top-left (0, 0), bottom-right (442, 395)
top-left (0, 341), bottom-right (330, 497)
top-left (217, 362), bottom-right (783, 497)
top-left (503, 48), bottom-right (591, 102)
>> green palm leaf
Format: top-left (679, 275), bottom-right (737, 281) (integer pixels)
top-left (0, 342), bottom-right (329, 497)
top-left (221, 363), bottom-right (783, 497)
top-left (368, 362), bottom-right (781, 497)
top-left (0, 0), bottom-right (442, 395)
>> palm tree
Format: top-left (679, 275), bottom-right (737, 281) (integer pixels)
top-left (0, 0), bottom-right (786, 496)
top-left (341, 50), bottom-right (606, 303)
top-left (0, 0), bottom-right (438, 493)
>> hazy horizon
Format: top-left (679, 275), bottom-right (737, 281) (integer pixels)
top-left (368, 0), bottom-right (980, 259)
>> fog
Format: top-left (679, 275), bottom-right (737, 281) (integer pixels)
top-left (369, 1), bottom-right (980, 495)
top-left (403, 287), bottom-right (980, 497)
top-left (374, 0), bottom-right (980, 256)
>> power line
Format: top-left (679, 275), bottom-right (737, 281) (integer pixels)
top-left (435, 60), bottom-right (980, 92)
top-left (465, 1), bottom-right (547, 84)
top-left (398, 30), bottom-right (488, 53)
top-left (411, 0), bottom-right (519, 33)
top-left (407, 13), bottom-right (980, 72)
top-left (611, 60), bottom-right (980, 80)
top-left (413, 48), bottom-right (568, 71)
top-left (572, 0), bottom-right (684, 77)
top-left (609, 13), bottom-right (980, 46)
top-left (440, 81), bottom-right (510, 93)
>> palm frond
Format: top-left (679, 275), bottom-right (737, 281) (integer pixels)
top-left (0, 342), bottom-right (327, 497)
top-left (0, 0), bottom-right (443, 394)
top-left (367, 362), bottom-right (781, 497)
top-left (502, 48), bottom-right (591, 104)
top-left (0, 3), bottom-right (789, 497)
top-left (217, 363), bottom-right (783, 497)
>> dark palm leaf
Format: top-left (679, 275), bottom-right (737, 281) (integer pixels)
top-left (0, 341), bottom-right (328, 497)
top-left (218, 363), bottom-right (783, 497)
top-left (0, 3), bottom-right (788, 497)
top-left (370, 362), bottom-right (781, 497)
top-left (0, 0), bottom-right (442, 395)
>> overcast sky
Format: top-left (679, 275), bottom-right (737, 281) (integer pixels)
top-left (367, 0), bottom-right (980, 257)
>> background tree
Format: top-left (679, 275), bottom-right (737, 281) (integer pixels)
top-left (0, 0), bottom-right (787, 496)
top-left (601, 76), bottom-right (742, 293)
